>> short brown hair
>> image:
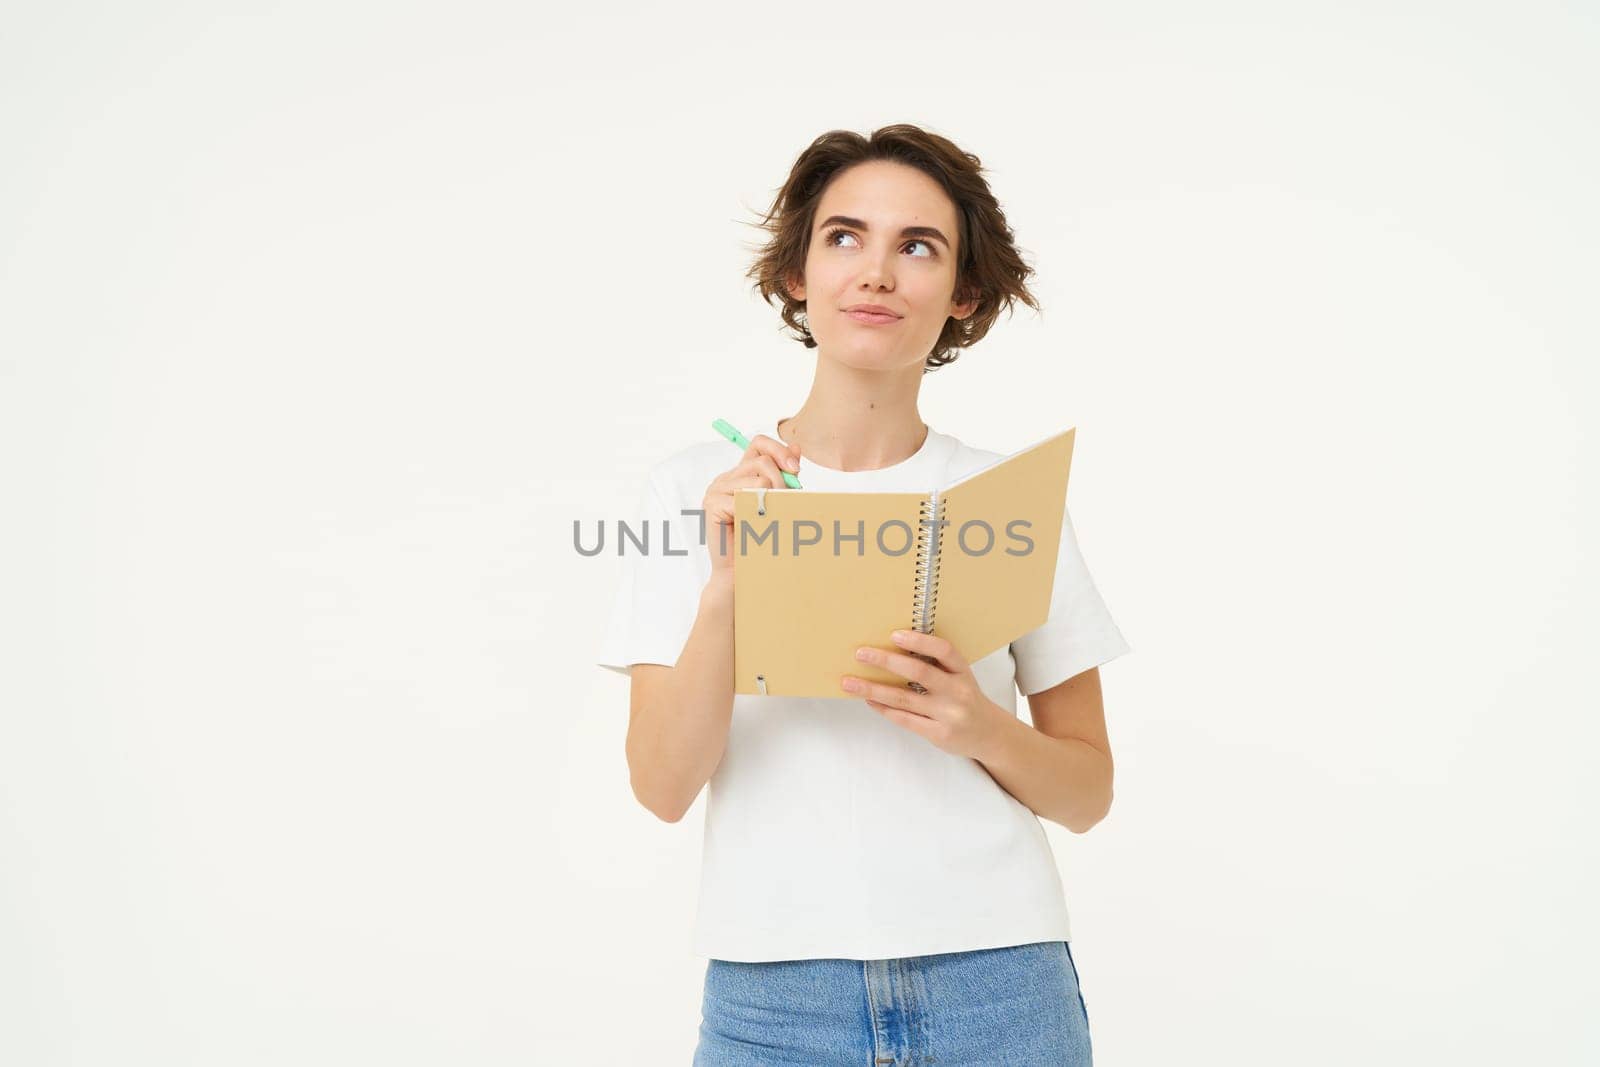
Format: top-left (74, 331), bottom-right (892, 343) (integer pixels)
top-left (743, 124), bottom-right (1040, 372)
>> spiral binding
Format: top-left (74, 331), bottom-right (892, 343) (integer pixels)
top-left (906, 492), bottom-right (946, 693)
top-left (912, 493), bottom-right (945, 631)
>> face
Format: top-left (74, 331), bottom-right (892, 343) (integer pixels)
top-left (786, 160), bottom-right (977, 372)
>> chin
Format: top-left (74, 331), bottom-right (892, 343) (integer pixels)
top-left (838, 352), bottom-right (907, 373)
top-left (821, 337), bottom-right (916, 372)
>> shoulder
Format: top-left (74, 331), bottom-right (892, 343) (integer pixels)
top-left (640, 440), bottom-right (734, 507)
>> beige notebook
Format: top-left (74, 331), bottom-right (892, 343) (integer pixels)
top-left (731, 428), bottom-right (1076, 697)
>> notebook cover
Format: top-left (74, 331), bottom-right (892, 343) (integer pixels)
top-left (732, 490), bottom-right (924, 697)
top-left (932, 427), bottom-right (1075, 666)
top-left (731, 427), bottom-right (1076, 698)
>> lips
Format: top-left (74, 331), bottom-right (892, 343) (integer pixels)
top-left (844, 309), bottom-right (902, 325)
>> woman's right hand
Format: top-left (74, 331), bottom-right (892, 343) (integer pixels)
top-left (703, 435), bottom-right (801, 576)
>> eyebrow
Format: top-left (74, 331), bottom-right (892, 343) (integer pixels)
top-left (816, 214), bottom-right (952, 251)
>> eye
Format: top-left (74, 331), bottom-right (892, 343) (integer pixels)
top-left (820, 226), bottom-right (937, 258)
top-left (821, 226), bottom-right (859, 248)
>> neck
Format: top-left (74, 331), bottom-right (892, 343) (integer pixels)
top-left (777, 357), bottom-right (928, 472)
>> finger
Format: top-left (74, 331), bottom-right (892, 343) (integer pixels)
top-left (707, 508), bottom-right (735, 552)
top-left (712, 476), bottom-right (775, 555)
top-left (747, 434), bottom-right (801, 473)
top-left (763, 439), bottom-right (802, 473)
top-left (747, 454), bottom-right (787, 488)
top-left (709, 471), bottom-right (769, 502)
top-left (865, 699), bottom-right (939, 738)
top-left (719, 473), bottom-right (780, 517)
top-left (703, 486), bottom-right (740, 524)
top-left (889, 629), bottom-right (967, 673)
top-left (841, 675), bottom-right (930, 715)
top-left (854, 646), bottom-right (942, 691)
top-left (706, 479), bottom-right (759, 525)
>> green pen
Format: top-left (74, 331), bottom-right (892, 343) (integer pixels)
top-left (712, 418), bottom-right (802, 489)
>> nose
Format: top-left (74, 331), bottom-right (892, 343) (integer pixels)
top-left (856, 247), bottom-right (896, 291)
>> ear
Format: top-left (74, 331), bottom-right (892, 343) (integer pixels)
top-left (785, 271), bottom-right (806, 302)
top-left (949, 290), bottom-right (979, 321)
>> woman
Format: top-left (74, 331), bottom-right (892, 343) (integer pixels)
top-left (597, 124), bottom-right (1130, 1065)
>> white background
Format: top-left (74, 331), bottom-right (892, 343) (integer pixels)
top-left (3, 2), bottom-right (1595, 1063)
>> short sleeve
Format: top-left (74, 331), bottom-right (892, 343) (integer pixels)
top-left (596, 468), bottom-right (707, 678)
top-left (1009, 504), bottom-right (1132, 696)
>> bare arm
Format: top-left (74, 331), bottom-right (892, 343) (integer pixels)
top-left (974, 667), bottom-right (1114, 834)
top-left (624, 572), bottom-right (736, 822)
top-left (622, 433), bottom-right (799, 823)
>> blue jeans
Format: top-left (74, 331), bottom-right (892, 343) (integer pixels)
top-left (693, 940), bottom-right (1092, 1066)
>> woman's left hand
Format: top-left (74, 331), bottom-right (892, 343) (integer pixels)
top-left (841, 630), bottom-right (1009, 761)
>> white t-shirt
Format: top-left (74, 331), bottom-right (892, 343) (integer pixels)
top-left (596, 417), bottom-right (1132, 962)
